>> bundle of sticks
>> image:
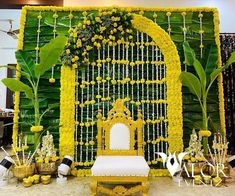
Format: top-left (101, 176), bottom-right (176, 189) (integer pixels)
top-left (207, 133), bottom-right (229, 166)
top-left (1, 143), bottom-right (40, 167)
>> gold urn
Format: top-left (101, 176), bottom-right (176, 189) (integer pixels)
top-left (12, 164), bottom-right (35, 181)
top-left (185, 161), bottom-right (206, 175)
top-left (36, 160), bottom-right (60, 175)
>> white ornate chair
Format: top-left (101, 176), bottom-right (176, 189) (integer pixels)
top-left (91, 99), bottom-right (150, 196)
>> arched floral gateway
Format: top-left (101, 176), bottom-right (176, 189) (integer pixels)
top-left (59, 9), bottom-right (182, 176)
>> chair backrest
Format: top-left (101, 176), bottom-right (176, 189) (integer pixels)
top-left (96, 99), bottom-right (143, 156)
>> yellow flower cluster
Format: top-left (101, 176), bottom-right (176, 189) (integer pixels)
top-left (49, 78), bottom-right (56, 83)
top-left (30, 125), bottom-right (43, 133)
top-left (76, 169), bottom-right (91, 177)
top-left (75, 161), bottom-right (95, 167)
top-left (79, 78), bottom-right (166, 88)
top-left (143, 117), bottom-right (168, 125)
top-left (131, 14), bottom-right (183, 153)
top-left (148, 158), bottom-right (163, 165)
top-left (75, 121), bottom-right (96, 127)
top-left (130, 99), bottom-right (167, 105)
top-left (36, 156), bottom-right (59, 163)
top-left (212, 143), bottom-right (228, 150)
top-left (15, 145), bottom-right (29, 152)
top-left (75, 116), bottom-right (168, 128)
top-left (78, 98), bottom-right (167, 108)
top-left (183, 154), bottom-right (206, 162)
top-left (149, 169), bottom-right (170, 177)
top-left (75, 140), bottom-right (95, 146)
top-left (91, 59), bottom-right (164, 67)
top-left (199, 130), bottom-right (212, 137)
top-left (59, 65), bottom-right (76, 158)
top-left (148, 136), bottom-right (168, 145)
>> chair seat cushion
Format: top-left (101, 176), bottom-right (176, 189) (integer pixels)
top-left (91, 156), bottom-right (150, 177)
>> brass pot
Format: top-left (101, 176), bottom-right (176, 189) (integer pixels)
top-left (185, 162), bottom-right (206, 175)
top-left (207, 162), bottom-right (230, 178)
top-left (12, 164), bottom-right (35, 181)
top-left (36, 160), bottom-right (59, 175)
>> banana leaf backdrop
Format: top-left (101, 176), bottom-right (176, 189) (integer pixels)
top-left (18, 7), bottom-right (221, 168)
top-left (220, 34), bottom-right (235, 154)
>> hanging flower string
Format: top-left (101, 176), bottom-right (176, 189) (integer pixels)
top-left (199, 12), bottom-right (204, 58)
top-left (35, 11), bottom-right (42, 64)
top-left (181, 12), bottom-right (187, 71)
top-left (49, 11), bottom-right (58, 83)
top-left (151, 38), bottom-right (156, 162)
top-left (86, 60), bottom-right (90, 163)
top-left (166, 12), bottom-right (172, 35)
top-left (146, 34), bottom-right (151, 163)
top-left (155, 46), bottom-right (160, 156)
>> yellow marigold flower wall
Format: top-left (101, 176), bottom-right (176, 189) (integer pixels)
top-left (59, 65), bottom-right (75, 158)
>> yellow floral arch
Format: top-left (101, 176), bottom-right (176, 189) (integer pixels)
top-left (131, 14), bottom-right (183, 153)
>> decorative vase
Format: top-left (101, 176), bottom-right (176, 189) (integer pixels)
top-left (206, 157), bottom-right (230, 178)
top-left (36, 160), bottom-right (60, 175)
top-left (185, 161), bottom-right (206, 175)
top-left (12, 164), bottom-right (35, 181)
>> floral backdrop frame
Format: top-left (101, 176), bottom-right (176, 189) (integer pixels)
top-left (14, 6), bottom-right (223, 177)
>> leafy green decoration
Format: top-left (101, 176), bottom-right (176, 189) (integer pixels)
top-left (180, 72), bottom-right (201, 99)
top-left (193, 59), bottom-right (206, 90)
top-left (15, 50), bottom-right (36, 79)
top-left (35, 35), bottom-right (67, 78)
top-left (183, 41), bottom-right (196, 66)
top-left (1, 78), bottom-right (34, 99)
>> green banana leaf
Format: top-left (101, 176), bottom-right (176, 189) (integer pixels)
top-left (35, 35), bottom-right (67, 78)
top-left (2, 78), bottom-right (34, 99)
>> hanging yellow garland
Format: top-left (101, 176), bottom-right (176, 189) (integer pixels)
top-left (12, 7), bottom-right (27, 147)
top-left (59, 65), bottom-right (76, 158)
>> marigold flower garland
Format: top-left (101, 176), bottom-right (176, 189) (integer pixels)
top-left (131, 14), bottom-right (183, 153)
top-left (59, 65), bottom-right (75, 157)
